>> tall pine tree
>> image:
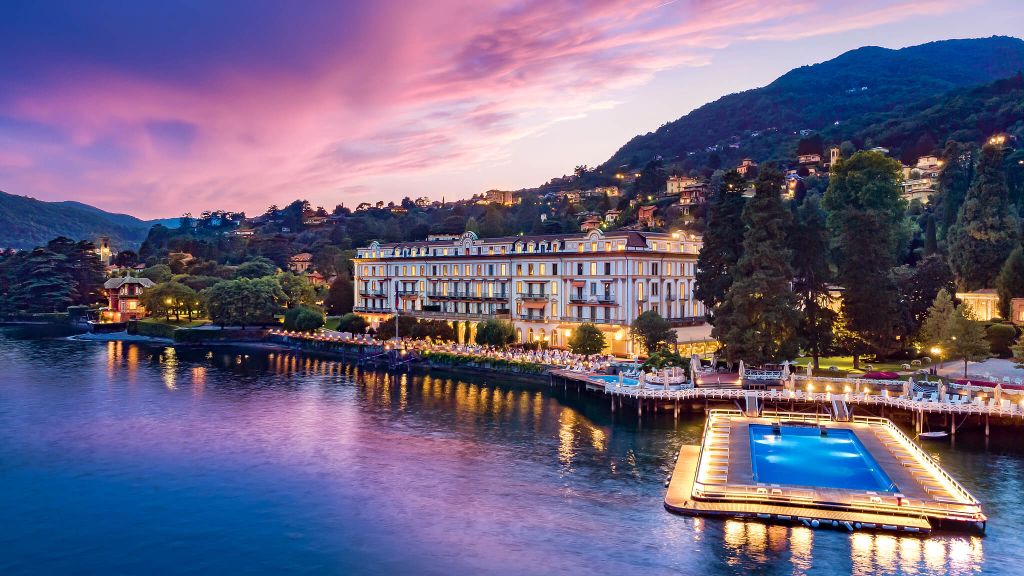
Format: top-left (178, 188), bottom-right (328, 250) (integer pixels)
top-left (694, 170), bottom-right (746, 325)
top-left (936, 141), bottom-right (976, 239)
top-left (790, 195), bottom-right (835, 369)
top-left (996, 245), bottom-right (1024, 319)
top-left (713, 167), bottom-right (800, 365)
top-left (949, 143), bottom-right (1018, 290)
top-left (823, 151), bottom-right (906, 359)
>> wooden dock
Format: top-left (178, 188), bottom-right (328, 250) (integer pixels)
top-left (663, 411), bottom-right (986, 534)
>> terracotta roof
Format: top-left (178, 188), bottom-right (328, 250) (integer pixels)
top-left (103, 277), bottom-right (156, 289)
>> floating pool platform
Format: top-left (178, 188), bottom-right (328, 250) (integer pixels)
top-left (665, 410), bottom-right (986, 534)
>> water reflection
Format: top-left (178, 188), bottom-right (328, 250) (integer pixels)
top-left (0, 333), bottom-right (1018, 575)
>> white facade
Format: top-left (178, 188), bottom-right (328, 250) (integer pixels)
top-left (353, 230), bottom-right (712, 355)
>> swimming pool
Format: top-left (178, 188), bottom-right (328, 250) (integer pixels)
top-left (748, 424), bottom-right (898, 493)
top-left (590, 375), bottom-right (640, 387)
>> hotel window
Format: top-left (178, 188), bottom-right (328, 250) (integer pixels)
top-left (443, 248), bottom-right (449, 256)
top-left (652, 263), bottom-right (659, 275)
top-left (540, 263), bottom-right (546, 275)
top-left (443, 265), bottom-right (449, 275)
top-left (552, 264), bottom-right (558, 275)
top-left (528, 264), bottom-right (534, 275)
top-left (637, 283), bottom-right (645, 300)
top-left (501, 264), bottom-right (508, 276)
top-left (604, 242), bottom-right (611, 252)
top-left (604, 262), bottom-right (611, 275)
top-left (432, 265), bottom-right (438, 275)
top-left (516, 281), bottom-right (523, 293)
top-left (637, 262), bottom-right (644, 275)
top-left (551, 281), bottom-right (557, 295)
top-left (591, 242), bottom-right (597, 252)
top-left (617, 242), bottom-right (625, 251)
top-left (488, 264), bottom-right (494, 275)
top-left (128, 301), bottom-right (137, 310)
top-left (516, 264), bottom-right (523, 275)
top-left (577, 244), bottom-right (584, 253)
top-left (577, 263), bottom-right (584, 275)
top-left (590, 262), bottom-right (597, 275)
top-left (652, 283), bottom-right (659, 296)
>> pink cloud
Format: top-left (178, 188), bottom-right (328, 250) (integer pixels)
top-left (0, 0), bottom-right (976, 217)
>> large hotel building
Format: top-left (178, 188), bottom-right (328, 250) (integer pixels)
top-left (352, 229), bottom-right (714, 356)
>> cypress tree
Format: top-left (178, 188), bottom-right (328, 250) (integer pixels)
top-left (923, 214), bottom-right (938, 256)
top-left (948, 143), bottom-right (1018, 290)
top-left (694, 170), bottom-right (746, 324)
top-left (996, 246), bottom-right (1024, 319)
top-left (713, 166), bottom-right (800, 365)
top-left (936, 141), bottom-right (976, 239)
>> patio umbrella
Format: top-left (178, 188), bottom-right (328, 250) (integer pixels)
top-left (738, 360), bottom-right (745, 379)
top-left (805, 363), bottom-right (813, 377)
top-left (939, 383), bottom-right (947, 402)
top-left (782, 362), bottom-right (790, 380)
top-left (904, 378), bottom-right (912, 398)
top-left (638, 371), bottom-right (646, 389)
top-left (995, 384), bottom-right (1003, 404)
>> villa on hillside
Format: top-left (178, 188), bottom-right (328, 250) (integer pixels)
top-left (102, 276), bottom-right (155, 322)
top-left (288, 253), bottom-right (314, 273)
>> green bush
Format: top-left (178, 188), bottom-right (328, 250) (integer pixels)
top-left (985, 323), bottom-right (1017, 358)
top-left (283, 305), bottom-right (325, 332)
top-left (132, 321), bottom-right (177, 339)
top-left (337, 312), bottom-right (368, 334)
top-left (568, 323), bottom-right (606, 355)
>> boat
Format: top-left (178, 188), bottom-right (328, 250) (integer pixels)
top-left (919, 431), bottom-right (949, 440)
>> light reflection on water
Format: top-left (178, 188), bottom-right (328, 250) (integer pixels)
top-left (0, 332), bottom-right (1017, 575)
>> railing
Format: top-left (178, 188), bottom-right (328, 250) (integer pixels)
top-left (559, 316), bottom-right (626, 326)
top-left (353, 305), bottom-right (391, 313)
top-left (359, 290), bottom-right (387, 297)
top-left (395, 289), bottom-right (419, 295)
top-left (666, 316), bottom-right (704, 327)
top-left (516, 314), bottom-right (549, 322)
top-left (518, 292), bottom-right (549, 301)
top-left (414, 310), bottom-right (511, 321)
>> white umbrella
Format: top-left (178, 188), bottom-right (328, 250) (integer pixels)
top-left (782, 362), bottom-right (791, 380)
top-left (995, 383), bottom-right (1003, 403)
top-left (904, 378), bottom-right (913, 398)
top-left (738, 360), bottom-right (745, 378)
top-left (805, 362), bottom-right (813, 377)
top-left (939, 383), bottom-right (947, 402)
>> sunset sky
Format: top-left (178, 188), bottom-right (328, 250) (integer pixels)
top-left (2, 1), bottom-right (1022, 218)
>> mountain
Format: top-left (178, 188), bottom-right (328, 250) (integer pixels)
top-left (602, 36), bottom-right (1024, 171)
top-left (0, 190), bottom-right (175, 250)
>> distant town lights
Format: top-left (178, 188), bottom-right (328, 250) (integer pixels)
top-left (989, 135), bottom-right (1006, 145)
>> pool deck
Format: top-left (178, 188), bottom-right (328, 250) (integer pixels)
top-left (664, 410), bottom-right (986, 534)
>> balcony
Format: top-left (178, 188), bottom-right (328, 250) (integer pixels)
top-left (414, 309), bottom-right (511, 322)
top-left (517, 292), bottom-right (549, 301)
top-left (359, 289), bottom-right (387, 297)
top-left (558, 316), bottom-right (626, 326)
top-left (667, 316), bottom-right (705, 327)
top-left (395, 288), bottom-right (419, 296)
top-left (353, 305), bottom-right (392, 313)
top-left (516, 314), bottom-right (549, 322)
top-left (569, 294), bottom-right (618, 305)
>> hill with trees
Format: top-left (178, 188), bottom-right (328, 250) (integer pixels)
top-left (598, 36), bottom-right (1024, 173)
top-left (0, 190), bottom-right (175, 250)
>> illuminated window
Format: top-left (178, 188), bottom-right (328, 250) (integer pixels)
top-left (590, 262), bottom-right (597, 275)
top-left (540, 263), bottom-right (546, 275)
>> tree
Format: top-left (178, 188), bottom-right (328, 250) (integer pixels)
top-left (202, 277), bottom-right (284, 328)
top-left (790, 195), bottom-right (835, 368)
top-left (235, 257), bottom-right (278, 279)
top-left (935, 141), bottom-right (976, 238)
top-left (713, 167), bottom-right (801, 365)
top-left (141, 281), bottom-right (200, 321)
top-left (283, 305), bottom-right (325, 332)
top-left (630, 310), bottom-right (674, 355)
top-left (140, 264), bottom-right (172, 283)
top-left (336, 312), bottom-right (368, 334)
top-left (986, 323), bottom-right (1017, 358)
top-left (568, 323), bottom-right (606, 355)
top-left (948, 303), bottom-right (990, 377)
top-left (894, 255), bottom-right (955, 344)
top-left (823, 151), bottom-right (906, 359)
top-left (325, 273), bottom-right (354, 315)
top-left (919, 289), bottom-right (957, 349)
top-left (474, 318), bottom-right (516, 347)
top-left (948, 143), bottom-right (1018, 290)
top-left (114, 250), bottom-right (139, 268)
top-left (694, 171), bottom-right (746, 323)
top-left (465, 217), bottom-right (480, 234)
top-left (277, 272), bottom-right (317, 308)
top-left (923, 214), bottom-right (938, 256)
top-left (996, 246), bottom-right (1024, 319)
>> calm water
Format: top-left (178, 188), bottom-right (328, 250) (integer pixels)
top-left (1, 329), bottom-right (1022, 575)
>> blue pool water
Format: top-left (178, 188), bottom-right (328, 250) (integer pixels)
top-left (591, 374), bottom-right (639, 386)
top-left (749, 425), bottom-right (898, 493)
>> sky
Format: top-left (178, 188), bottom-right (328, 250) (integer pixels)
top-left (1, 1), bottom-right (1022, 219)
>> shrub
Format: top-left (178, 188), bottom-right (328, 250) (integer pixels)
top-left (337, 312), bottom-right (368, 334)
top-left (986, 323), bottom-right (1017, 358)
top-left (283, 305), bottom-right (325, 332)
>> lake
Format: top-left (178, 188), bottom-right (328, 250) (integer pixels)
top-left (1, 328), bottom-right (1021, 575)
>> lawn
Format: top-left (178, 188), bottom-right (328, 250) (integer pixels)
top-left (138, 317), bottom-right (211, 328)
top-left (793, 356), bottom-right (932, 375)
top-left (324, 316), bottom-right (341, 331)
